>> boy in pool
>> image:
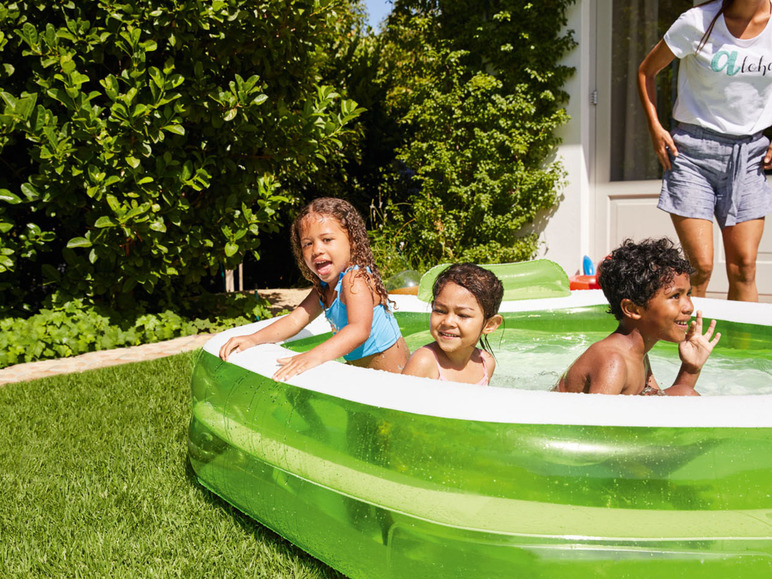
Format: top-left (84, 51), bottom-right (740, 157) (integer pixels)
top-left (556, 238), bottom-right (721, 396)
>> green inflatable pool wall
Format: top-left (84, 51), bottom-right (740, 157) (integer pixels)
top-left (189, 263), bottom-right (772, 577)
top-left (189, 336), bottom-right (772, 575)
top-left (189, 346), bottom-right (772, 577)
top-left (417, 259), bottom-right (571, 302)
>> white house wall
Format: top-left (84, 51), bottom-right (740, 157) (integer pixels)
top-left (537, 0), bottom-right (594, 277)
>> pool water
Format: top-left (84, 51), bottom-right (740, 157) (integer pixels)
top-left (288, 306), bottom-right (772, 396)
top-left (484, 328), bottom-right (772, 396)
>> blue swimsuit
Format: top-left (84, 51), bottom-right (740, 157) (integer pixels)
top-left (320, 267), bottom-right (402, 361)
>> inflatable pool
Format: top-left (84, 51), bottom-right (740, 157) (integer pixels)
top-left (189, 264), bottom-right (772, 578)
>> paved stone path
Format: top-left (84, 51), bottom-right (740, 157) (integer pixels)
top-left (0, 288), bottom-right (310, 386)
top-left (0, 334), bottom-right (213, 386)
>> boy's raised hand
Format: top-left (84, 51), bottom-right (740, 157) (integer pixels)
top-left (678, 311), bottom-right (721, 373)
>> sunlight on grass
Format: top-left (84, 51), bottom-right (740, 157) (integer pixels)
top-left (0, 352), bottom-right (344, 577)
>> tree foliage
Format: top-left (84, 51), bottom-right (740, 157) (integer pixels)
top-left (367, 0), bottom-right (577, 271)
top-left (0, 0), bottom-right (363, 313)
top-left (0, 0), bottom-right (581, 317)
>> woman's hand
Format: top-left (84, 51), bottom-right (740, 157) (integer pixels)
top-left (763, 141), bottom-right (772, 170)
top-left (678, 311), bottom-right (721, 373)
top-left (649, 124), bottom-right (678, 171)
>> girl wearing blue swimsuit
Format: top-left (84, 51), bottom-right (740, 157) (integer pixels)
top-left (321, 265), bottom-right (403, 362)
top-left (219, 198), bottom-right (409, 381)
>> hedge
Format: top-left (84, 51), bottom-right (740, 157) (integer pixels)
top-left (0, 0), bottom-right (362, 313)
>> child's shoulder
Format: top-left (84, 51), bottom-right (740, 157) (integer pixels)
top-left (477, 347), bottom-right (496, 374)
top-left (341, 265), bottom-right (372, 285)
top-left (403, 344), bottom-right (441, 378)
top-left (582, 334), bottom-right (631, 363)
top-left (341, 266), bottom-right (379, 297)
top-left (560, 338), bottom-right (629, 394)
top-left (593, 331), bottom-right (631, 350)
top-left (412, 343), bottom-right (439, 362)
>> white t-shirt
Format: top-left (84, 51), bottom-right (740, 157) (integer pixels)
top-left (665, 1), bottom-right (772, 135)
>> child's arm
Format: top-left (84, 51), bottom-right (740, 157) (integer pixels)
top-left (273, 269), bottom-right (375, 381)
top-left (643, 357), bottom-right (695, 395)
top-left (219, 290), bottom-right (322, 360)
top-left (402, 346), bottom-right (440, 379)
top-left (667, 311), bottom-right (720, 395)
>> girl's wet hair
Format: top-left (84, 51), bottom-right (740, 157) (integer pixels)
top-left (432, 262), bottom-right (504, 353)
top-left (290, 197), bottom-right (391, 308)
top-left (598, 237), bottom-right (695, 320)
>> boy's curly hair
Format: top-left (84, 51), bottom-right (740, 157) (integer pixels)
top-left (598, 238), bottom-right (695, 320)
top-left (290, 197), bottom-right (391, 308)
top-left (432, 263), bottom-right (504, 354)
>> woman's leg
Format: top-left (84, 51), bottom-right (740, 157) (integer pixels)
top-left (722, 218), bottom-right (765, 302)
top-left (670, 215), bottom-right (714, 297)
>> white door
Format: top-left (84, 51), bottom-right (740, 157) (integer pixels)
top-left (592, 0), bottom-right (772, 300)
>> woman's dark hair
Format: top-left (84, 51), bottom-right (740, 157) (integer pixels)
top-left (697, 0), bottom-right (734, 53)
top-left (598, 238), bottom-right (694, 320)
top-left (290, 197), bottom-right (391, 308)
top-left (432, 262), bottom-right (504, 353)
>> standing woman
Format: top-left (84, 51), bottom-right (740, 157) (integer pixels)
top-left (638, 0), bottom-right (772, 301)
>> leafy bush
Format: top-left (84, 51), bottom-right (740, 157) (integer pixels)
top-left (0, 293), bottom-right (271, 369)
top-left (0, 0), bottom-right (363, 313)
top-left (364, 0), bottom-right (576, 270)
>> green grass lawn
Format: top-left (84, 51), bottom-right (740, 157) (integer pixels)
top-left (0, 352), bottom-right (344, 578)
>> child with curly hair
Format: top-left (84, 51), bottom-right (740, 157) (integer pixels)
top-left (219, 197), bottom-right (409, 381)
top-left (556, 238), bottom-right (721, 396)
top-left (403, 263), bottom-right (503, 385)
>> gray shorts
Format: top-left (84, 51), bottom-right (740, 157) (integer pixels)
top-left (659, 123), bottom-right (772, 228)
